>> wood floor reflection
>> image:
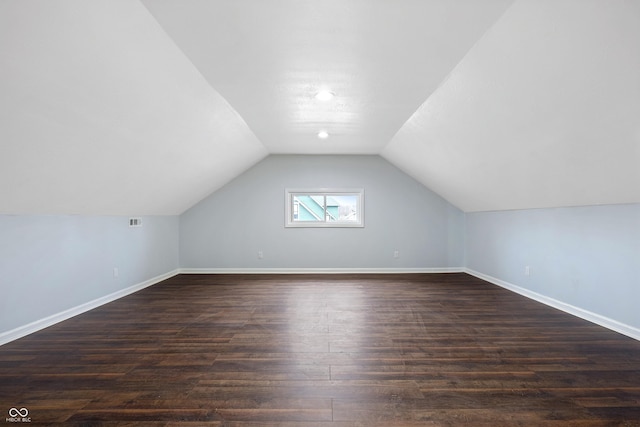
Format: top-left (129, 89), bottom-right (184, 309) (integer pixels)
top-left (1, 273), bottom-right (640, 426)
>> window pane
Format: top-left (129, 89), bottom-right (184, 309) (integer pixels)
top-left (286, 188), bottom-right (364, 228)
top-left (292, 195), bottom-right (325, 222)
top-left (326, 195), bottom-right (359, 222)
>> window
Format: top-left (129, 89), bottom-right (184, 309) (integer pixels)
top-left (285, 188), bottom-right (364, 228)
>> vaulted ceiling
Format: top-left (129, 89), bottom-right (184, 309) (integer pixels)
top-left (1, 0), bottom-right (638, 215)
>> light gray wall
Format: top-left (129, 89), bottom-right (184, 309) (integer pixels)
top-left (465, 203), bottom-right (640, 330)
top-left (180, 155), bottom-right (465, 269)
top-left (0, 215), bottom-right (179, 335)
top-left (2, 157), bottom-right (638, 342)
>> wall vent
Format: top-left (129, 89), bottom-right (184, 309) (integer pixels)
top-left (129, 217), bottom-right (142, 227)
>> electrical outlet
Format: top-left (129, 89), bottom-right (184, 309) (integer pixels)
top-left (393, 250), bottom-right (400, 259)
top-left (257, 251), bottom-right (264, 259)
top-left (113, 267), bottom-right (119, 278)
top-left (525, 266), bottom-right (531, 276)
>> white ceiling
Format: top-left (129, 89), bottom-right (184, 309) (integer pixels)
top-left (141, 0), bottom-right (512, 155)
top-left (1, 0), bottom-right (638, 215)
top-left (382, 0), bottom-right (640, 212)
top-left (0, 0), bottom-right (267, 215)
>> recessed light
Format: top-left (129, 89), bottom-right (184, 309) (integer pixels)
top-left (317, 131), bottom-right (329, 139)
top-left (315, 90), bottom-right (335, 101)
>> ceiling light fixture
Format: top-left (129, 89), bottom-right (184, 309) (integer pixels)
top-left (317, 130), bottom-right (329, 139)
top-left (315, 90), bottom-right (335, 101)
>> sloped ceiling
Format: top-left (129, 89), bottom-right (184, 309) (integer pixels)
top-left (382, 0), bottom-right (640, 212)
top-left (140, 0), bottom-right (512, 155)
top-left (1, 0), bottom-right (638, 215)
top-left (0, 0), bottom-right (267, 215)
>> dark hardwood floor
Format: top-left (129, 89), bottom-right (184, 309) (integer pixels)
top-left (1, 273), bottom-right (639, 426)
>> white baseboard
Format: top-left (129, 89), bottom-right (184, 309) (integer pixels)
top-left (13, 268), bottom-right (634, 347)
top-left (0, 269), bottom-right (180, 346)
top-left (179, 267), bottom-right (464, 274)
top-left (0, 267), bottom-right (461, 346)
top-left (464, 268), bottom-right (640, 341)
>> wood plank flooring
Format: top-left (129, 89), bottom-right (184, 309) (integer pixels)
top-left (1, 273), bottom-right (639, 426)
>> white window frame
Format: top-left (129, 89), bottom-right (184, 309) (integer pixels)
top-left (285, 188), bottom-right (364, 228)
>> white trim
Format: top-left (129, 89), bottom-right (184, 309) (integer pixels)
top-left (464, 268), bottom-right (640, 341)
top-left (179, 267), bottom-right (464, 274)
top-left (6, 267), bottom-right (635, 346)
top-left (0, 269), bottom-right (180, 346)
top-left (285, 188), bottom-right (364, 228)
top-left (0, 267), bottom-right (462, 346)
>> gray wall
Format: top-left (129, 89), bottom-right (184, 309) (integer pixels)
top-left (180, 155), bottom-right (465, 269)
top-left (0, 215), bottom-right (179, 335)
top-left (465, 203), bottom-right (640, 330)
top-left (4, 156), bottom-right (638, 341)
